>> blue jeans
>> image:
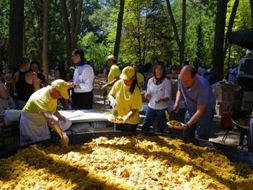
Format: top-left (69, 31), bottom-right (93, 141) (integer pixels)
top-left (249, 118), bottom-right (253, 152)
top-left (142, 107), bottom-right (167, 132)
top-left (183, 109), bottom-right (214, 140)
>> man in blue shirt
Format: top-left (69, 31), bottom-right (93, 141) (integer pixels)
top-left (173, 65), bottom-right (216, 140)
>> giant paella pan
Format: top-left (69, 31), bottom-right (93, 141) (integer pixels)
top-left (0, 131), bottom-right (253, 189)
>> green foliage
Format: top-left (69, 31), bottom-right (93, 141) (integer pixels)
top-left (224, 0), bottom-right (253, 67)
top-left (112, 0), bottom-right (175, 66)
top-left (24, 0), bottom-right (42, 59)
top-left (79, 32), bottom-right (107, 73)
top-left (0, 0), bottom-right (9, 37)
top-left (1, 0), bottom-right (253, 74)
top-left (183, 0), bottom-right (216, 65)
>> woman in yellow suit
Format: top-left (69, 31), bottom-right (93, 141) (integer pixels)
top-left (108, 66), bottom-right (142, 131)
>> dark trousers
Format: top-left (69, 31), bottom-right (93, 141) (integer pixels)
top-left (114, 123), bottom-right (137, 131)
top-left (183, 109), bottom-right (214, 140)
top-left (142, 107), bottom-right (167, 132)
top-left (72, 91), bottom-right (93, 109)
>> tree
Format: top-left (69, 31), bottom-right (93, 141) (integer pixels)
top-left (60, 0), bottom-right (83, 66)
top-left (223, 0), bottom-right (239, 67)
top-left (212, 0), bottom-right (228, 83)
top-left (250, 0), bottom-right (253, 24)
top-left (42, 0), bottom-right (49, 80)
top-left (117, 0), bottom-right (173, 65)
top-left (0, 0), bottom-right (9, 69)
top-left (113, 0), bottom-right (125, 59)
top-left (165, 0), bottom-right (186, 65)
top-left (79, 32), bottom-right (107, 73)
top-left (8, 0), bottom-right (24, 69)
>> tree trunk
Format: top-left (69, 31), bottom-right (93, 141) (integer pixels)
top-left (113, 0), bottom-right (125, 59)
top-left (42, 0), bottom-right (49, 81)
top-left (180, 0), bottom-right (186, 65)
top-left (60, 0), bottom-right (83, 67)
top-left (223, 0), bottom-right (239, 65)
top-left (212, 0), bottom-right (228, 83)
top-left (165, 0), bottom-right (183, 65)
top-left (8, 0), bottom-right (24, 69)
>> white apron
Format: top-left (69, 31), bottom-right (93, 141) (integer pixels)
top-left (19, 112), bottom-right (50, 146)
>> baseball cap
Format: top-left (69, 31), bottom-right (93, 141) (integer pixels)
top-left (120, 66), bottom-right (135, 80)
top-left (107, 55), bottom-right (117, 61)
top-left (51, 79), bottom-right (69, 99)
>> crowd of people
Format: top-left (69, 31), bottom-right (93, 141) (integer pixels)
top-left (2, 48), bottom-right (250, 150)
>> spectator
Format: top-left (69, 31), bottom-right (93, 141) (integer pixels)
top-left (227, 63), bottom-right (238, 83)
top-left (173, 65), bottom-right (216, 140)
top-left (142, 61), bottom-right (172, 133)
top-left (31, 60), bottom-right (47, 87)
top-left (197, 64), bottom-right (206, 76)
top-left (204, 65), bottom-right (214, 84)
top-left (70, 49), bottom-right (94, 109)
top-left (108, 66), bottom-right (142, 131)
top-left (13, 57), bottom-right (40, 109)
top-left (54, 62), bottom-right (67, 80)
top-left (0, 80), bottom-right (13, 115)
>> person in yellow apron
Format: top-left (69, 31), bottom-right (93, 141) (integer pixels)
top-left (101, 55), bottom-right (121, 93)
top-left (19, 79), bottom-right (71, 147)
top-left (108, 66), bottom-right (142, 131)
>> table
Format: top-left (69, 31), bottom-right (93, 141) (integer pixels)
top-left (59, 109), bottom-right (111, 123)
top-left (59, 109), bottom-right (146, 134)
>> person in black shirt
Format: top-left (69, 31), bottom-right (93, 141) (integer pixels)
top-left (13, 57), bottom-right (40, 109)
top-left (31, 60), bottom-right (47, 87)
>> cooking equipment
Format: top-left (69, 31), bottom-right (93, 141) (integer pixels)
top-left (1, 130), bottom-right (253, 168)
top-left (231, 113), bottom-right (251, 149)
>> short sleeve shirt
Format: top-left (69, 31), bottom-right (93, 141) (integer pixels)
top-left (23, 86), bottom-right (57, 114)
top-left (109, 80), bottom-right (142, 124)
top-left (178, 75), bottom-right (215, 115)
top-left (107, 64), bottom-right (121, 91)
top-left (137, 72), bottom-right (144, 87)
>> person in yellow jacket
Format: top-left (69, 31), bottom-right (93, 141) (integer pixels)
top-left (19, 79), bottom-right (71, 147)
top-left (101, 55), bottom-right (121, 93)
top-left (108, 66), bottom-right (142, 131)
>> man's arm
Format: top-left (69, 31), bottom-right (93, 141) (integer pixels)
top-left (185, 105), bottom-right (206, 127)
top-left (173, 90), bottom-right (182, 112)
top-left (42, 112), bottom-right (69, 146)
top-left (101, 77), bottom-right (119, 91)
top-left (54, 110), bottom-right (66, 122)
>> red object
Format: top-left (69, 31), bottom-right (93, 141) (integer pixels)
top-left (220, 111), bottom-right (233, 130)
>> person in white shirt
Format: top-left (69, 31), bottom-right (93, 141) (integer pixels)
top-left (142, 61), bottom-right (172, 132)
top-left (70, 49), bottom-right (94, 109)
